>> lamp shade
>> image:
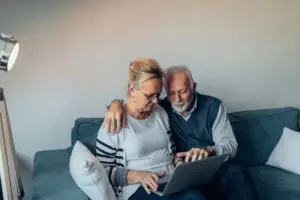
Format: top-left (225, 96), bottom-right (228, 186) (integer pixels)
top-left (0, 33), bottom-right (19, 72)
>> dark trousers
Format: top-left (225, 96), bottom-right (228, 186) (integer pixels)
top-left (202, 163), bottom-right (259, 200)
top-left (129, 186), bottom-right (206, 200)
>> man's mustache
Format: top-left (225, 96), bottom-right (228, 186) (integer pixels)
top-left (173, 101), bottom-right (187, 106)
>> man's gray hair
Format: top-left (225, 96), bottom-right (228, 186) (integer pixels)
top-left (165, 65), bottom-right (194, 92)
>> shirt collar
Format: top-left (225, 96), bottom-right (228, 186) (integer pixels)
top-left (172, 93), bottom-right (198, 118)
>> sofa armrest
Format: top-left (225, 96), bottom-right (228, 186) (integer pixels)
top-left (32, 148), bottom-right (88, 200)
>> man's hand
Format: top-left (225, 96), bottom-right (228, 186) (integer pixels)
top-left (127, 170), bottom-right (166, 194)
top-left (174, 156), bottom-right (184, 166)
top-left (176, 148), bottom-right (212, 163)
top-left (101, 101), bottom-right (126, 134)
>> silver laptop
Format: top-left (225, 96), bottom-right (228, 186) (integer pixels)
top-left (152, 154), bottom-right (228, 197)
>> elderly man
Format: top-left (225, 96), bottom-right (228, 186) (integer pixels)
top-left (103, 66), bottom-right (258, 200)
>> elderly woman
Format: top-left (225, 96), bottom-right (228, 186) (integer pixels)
top-left (96, 58), bottom-right (205, 200)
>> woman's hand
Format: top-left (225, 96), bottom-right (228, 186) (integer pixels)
top-left (127, 170), bottom-right (165, 194)
top-left (101, 100), bottom-right (126, 134)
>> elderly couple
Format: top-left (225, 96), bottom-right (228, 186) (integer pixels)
top-left (96, 58), bottom-right (258, 200)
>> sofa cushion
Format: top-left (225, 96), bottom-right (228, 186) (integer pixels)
top-left (69, 141), bottom-right (116, 200)
top-left (229, 107), bottom-right (300, 166)
top-left (267, 127), bottom-right (300, 175)
top-left (71, 118), bottom-right (103, 154)
top-left (247, 165), bottom-right (300, 200)
top-left (33, 148), bottom-right (88, 200)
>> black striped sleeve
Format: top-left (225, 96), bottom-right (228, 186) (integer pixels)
top-left (96, 128), bottom-right (127, 188)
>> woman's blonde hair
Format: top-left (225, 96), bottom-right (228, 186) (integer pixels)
top-left (128, 58), bottom-right (164, 93)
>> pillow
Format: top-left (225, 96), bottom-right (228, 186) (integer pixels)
top-left (69, 141), bottom-right (116, 200)
top-left (266, 127), bottom-right (300, 175)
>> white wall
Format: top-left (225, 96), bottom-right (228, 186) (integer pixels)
top-left (1, 0), bottom-right (300, 199)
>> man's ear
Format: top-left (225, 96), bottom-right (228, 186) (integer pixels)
top-left (193, 82), bottom-right (197, 91)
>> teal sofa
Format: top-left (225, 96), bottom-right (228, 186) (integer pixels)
top-left (32, 107), bottom-right (300, 200)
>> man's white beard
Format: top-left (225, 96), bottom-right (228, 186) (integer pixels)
top-left (172, 94), bottom-right (194, 113)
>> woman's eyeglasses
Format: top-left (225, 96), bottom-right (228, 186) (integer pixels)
top-left (135, 88), bottom-right (163, 103)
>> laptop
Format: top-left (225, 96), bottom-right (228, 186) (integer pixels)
top-left (151, 154), bottom-right (228, 197)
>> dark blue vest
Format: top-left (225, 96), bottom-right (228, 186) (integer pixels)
top-left (160, 93), bottom-right (221, 152)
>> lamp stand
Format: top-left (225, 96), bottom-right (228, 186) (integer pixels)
top-left (0, 87), bottom-right (23, 200)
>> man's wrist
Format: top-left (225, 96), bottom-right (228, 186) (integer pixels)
top-left (206, 146), bottom-right (216, 156)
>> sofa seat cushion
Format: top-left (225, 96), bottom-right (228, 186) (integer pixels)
top-left (247, 165), bottom-right (300, 200)
top-left (33, 148), bottom-right (88, 200)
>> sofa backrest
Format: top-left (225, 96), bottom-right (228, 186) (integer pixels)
top-left (71, 107), bottom-right (300, 167)
top-left (71, 118), bottom-right (103, 154)
top-left (229, 107), bottom-right (300, 167)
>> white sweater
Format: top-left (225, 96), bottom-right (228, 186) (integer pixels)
top-left (96, 105), bottom-right (175, 200)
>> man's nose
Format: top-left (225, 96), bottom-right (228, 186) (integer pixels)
top-left (175, 93), bottom-right (181, 102)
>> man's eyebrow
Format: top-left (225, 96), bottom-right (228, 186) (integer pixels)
top-left (168, 89), bottom-right (186, 92)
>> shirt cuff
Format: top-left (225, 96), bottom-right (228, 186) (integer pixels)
top-left (114, 167), bottom-right (129, 187)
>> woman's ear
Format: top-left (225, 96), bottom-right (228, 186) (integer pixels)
top-left (128, 83), bottom-right (135, 97)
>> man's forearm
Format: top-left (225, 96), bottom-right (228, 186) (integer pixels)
top-left (212, 104), bottom-right (238, 159)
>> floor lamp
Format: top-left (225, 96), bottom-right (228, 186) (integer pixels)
top-left (0, 33), bottom-right (23, 200)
